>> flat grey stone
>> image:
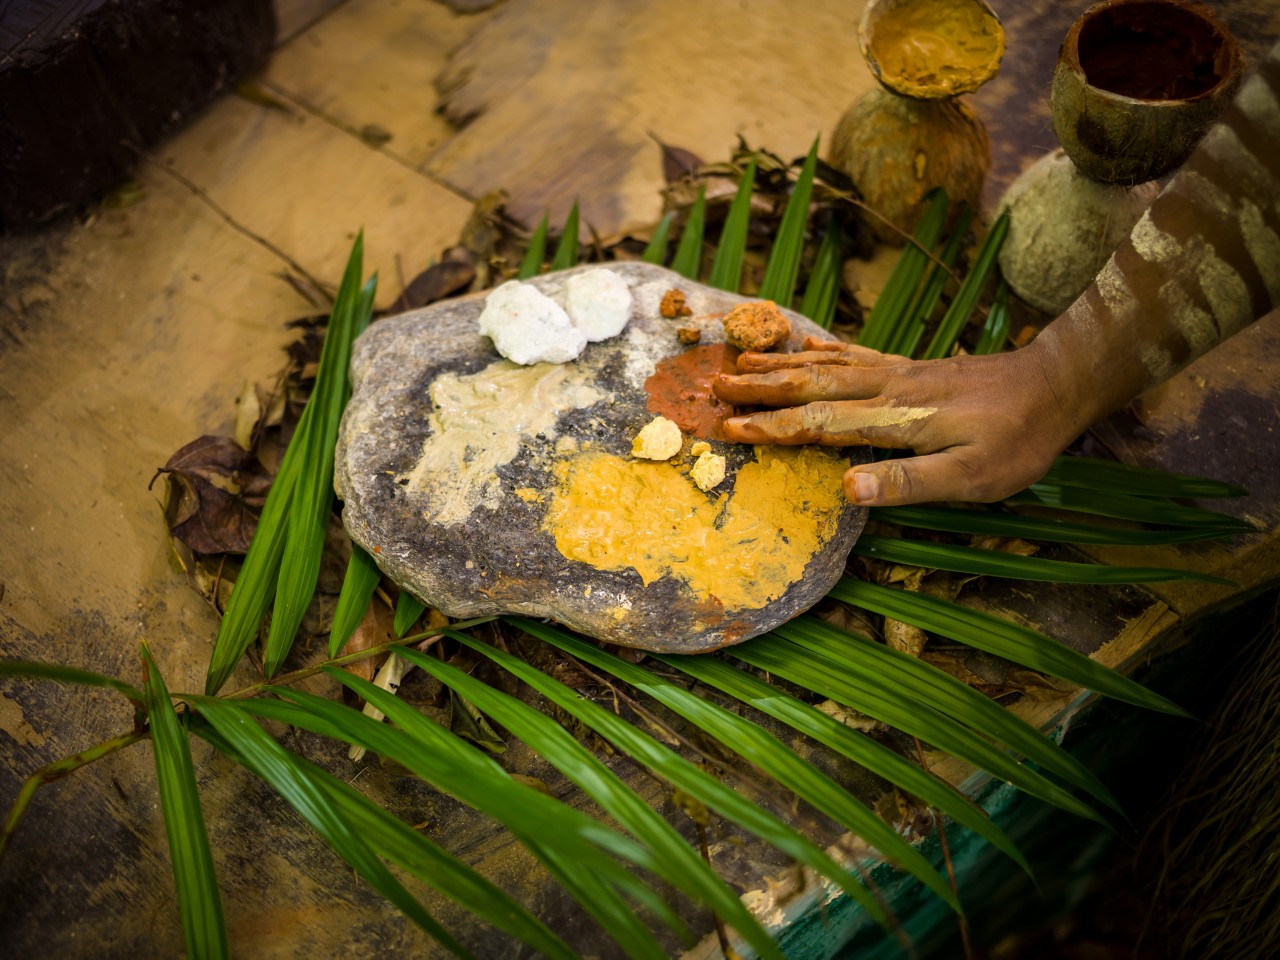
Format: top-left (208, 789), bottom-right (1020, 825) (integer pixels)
top-left (335, 262), bottom-right (868, 653)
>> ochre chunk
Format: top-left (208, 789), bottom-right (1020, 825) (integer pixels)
top-left (631, 416), bottom-right (683, 460)
top-left (722, 300), bottom-right (791, 352)
top-left (660, 288), bottom-right (691, 318)
top-left (676, 326), bottom-right (701, 344)
top-left (690, 451), bottom-right (726, 491)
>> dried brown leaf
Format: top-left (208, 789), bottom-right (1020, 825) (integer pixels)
top-left (814, 699), bottom-right (886, 734)
top-left (652, 136), bottom-right (704, 184)
top-left (233, 381), bottom-right (261, 451)
top-left (884, 618), bottom-right (927, 658)
top-left (812, 599), bottom-right (878, 638)
top-left (152, 435), bottom-right (270, 555)
top-left (390, 260), bottom-right (476, 313)
top-left (508, 774), bottom-right (553, 796)
top-left (338, 593), bottom-right (395, 685)
top-left (1004, 668), bottom-right (1074, 703)
top-left (449, 688), bottom-right (507, 755)
top-left (970, 535), bottom-right (1039, 557)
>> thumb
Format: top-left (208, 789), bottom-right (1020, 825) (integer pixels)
top-left (844, 452), bottom-right (988, 507)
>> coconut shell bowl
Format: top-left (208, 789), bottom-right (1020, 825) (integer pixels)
top-left (828, 0), bottom-right (1005, 242)
top-left (1052, 0), bottom-right (1243, 186)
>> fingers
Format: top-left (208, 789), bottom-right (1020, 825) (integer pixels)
top-left (713, 364), bottom-right (894, 406)
top-left (801, 337), bottom-right (850, 351)
top-left (845, 451), bottom-right (1000, 507)
top-left (722, 400), bottom-right (935, 446)
top-left (736, 342), bottom-right (894, 372)
top-left (802, 337), bottom-right (896, 362)
top-left (737, 351), bottom-right (858, 371)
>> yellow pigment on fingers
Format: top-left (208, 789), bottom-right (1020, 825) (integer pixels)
top-left (543, 446), bottom-right (849, 610)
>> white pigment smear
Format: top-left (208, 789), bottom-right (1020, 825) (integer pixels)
top-left (404, 359), bottom-right (604, 526)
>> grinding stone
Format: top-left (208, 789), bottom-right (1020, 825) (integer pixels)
top-left (335, 262), bottom-right (869, 653)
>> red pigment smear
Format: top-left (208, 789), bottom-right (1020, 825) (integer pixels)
top-left (644, 343), bottom-right (740, 440)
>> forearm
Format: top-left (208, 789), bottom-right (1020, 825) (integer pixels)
top-left (1034, 41), bottom-right (1280, 434)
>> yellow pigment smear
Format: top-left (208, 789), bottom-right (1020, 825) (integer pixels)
top-left (868, 0), bottom-right (1004, 98)
top-left (543, 446), bottom-right (849, 611)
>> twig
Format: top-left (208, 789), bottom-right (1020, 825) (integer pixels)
top-left (181, 615), bottom-right (495, 701)
top-left (915, 736), bottom-right (972, 960)
top-left (121, 141), bottom-right (329, 295)
top-left (211, 554), bottom-right (227, 616)
top-left (832, 192), bottom-right (962, 278)
top-left (695, 817), bottom-right (735, 960)
top-left (0, 729), bottom-right (148, 864)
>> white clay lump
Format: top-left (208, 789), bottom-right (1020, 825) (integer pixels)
top-left (631, 416), bottom-right (683, 460)
top-left (563, 268), bottom-right (634, 342)
top-left (477, 270), bottom-right (635, 366)
top-left (477, 281), bottom-right (587, 365)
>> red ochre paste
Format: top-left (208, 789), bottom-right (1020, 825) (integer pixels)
top-left (644, 343), bottom-right (740, 440)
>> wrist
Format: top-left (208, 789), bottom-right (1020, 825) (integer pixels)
top-left (1014, 333), bottom-right (1102, 450)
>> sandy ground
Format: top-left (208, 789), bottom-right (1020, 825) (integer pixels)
top-left (2, 0), bottom-right (1278, 956)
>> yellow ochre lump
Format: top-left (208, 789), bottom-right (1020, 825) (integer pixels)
top-left (631, 415), bottom-right (683, 460)
top-left (690, 451), bottom-right (726, 491)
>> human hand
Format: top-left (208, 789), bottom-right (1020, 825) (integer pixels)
top-left (712, 337), bottom-right (1090, 507)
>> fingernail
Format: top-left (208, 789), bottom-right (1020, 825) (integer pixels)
top-left (852, 472), bottom-right (879, 503)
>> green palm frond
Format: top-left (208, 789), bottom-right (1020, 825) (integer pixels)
top-left (328, 545), bottom-right (382, 656)
top-left (1009, 484), bottom-right (1252, 531)
top-left (195, 697), bottom-right (477, 958)
top-left (652, 650), bottom-right (1032, 874)
top-left (266, 266), bottom-right (376, 678)
top-left (393, 591), bottom-right (427, 637)
top-left (854, 535), bottom-right (1233, 585)
top-left (920, 211), bottom-right (1008, 360)
top-left (887, 204), bottom-right (972, 358)
top-left (0, 660), bottom-right (143, 712)
top-left (550, 201), bottom-right (581, 272)
top-left (1038, 457), bottom-right (1246, 499)
top-left (757, 138), bottom-right (820, 306)
top-left (518, 214), bottom-right (550, 279)
top-left (874, 505), bottom-right (1241, 545)
top-left (193, 706), bottom-right (577, 959)
top-left (707, 157), bottom-right (758, 291)
top-left (670, 187), bottom-right (707, 279)
top-left (461, 622), bottom-right (895, 930)
top-left (974, 279), bottom-right (1011, 355)
top-left (772, 618), bottom-right (1121, 812)
top-left (734, 631), bottom-right (1105, 822)
top-left (398, 642), bottom-right (786, 960)
top-left (518, 618), bottom-right (960, 914)
top-left (799, 220), bottom-right (843, 329)
top-left (141, 646), bottom-right (228, 960)
top-left (205, 236), bottom-right (376, 694)
top-left (829, 579), bottom-right (1189, 717)
top-left (856, 190), bottom-right (948, 352)
top-left (640, 212), bottom-right (674, 266)
top-left (265, 679), bottom-right (684, 958)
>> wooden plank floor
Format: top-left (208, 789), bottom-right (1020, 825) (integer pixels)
top-left (1, 1), bottom-right (1278, 956)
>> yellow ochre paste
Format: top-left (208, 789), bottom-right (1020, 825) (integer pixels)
top-left (542, 446), bottom-right (848, 611)
top-left (868, 2), bottom-right (1003, 97)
